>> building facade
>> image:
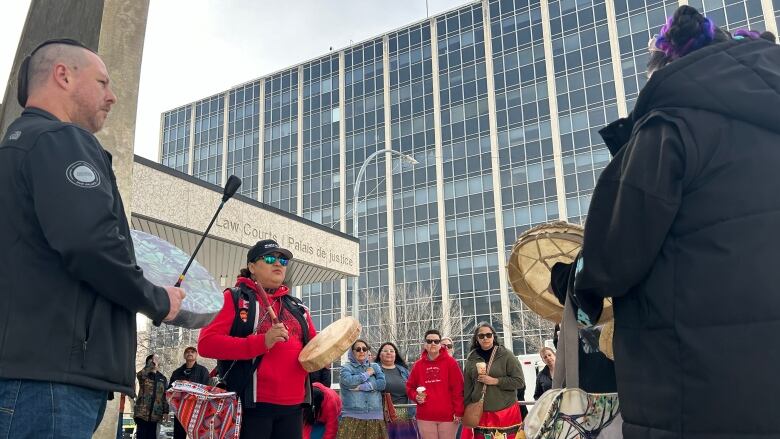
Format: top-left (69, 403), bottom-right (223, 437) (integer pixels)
top-left (159, 0), bottom-right (779, 360)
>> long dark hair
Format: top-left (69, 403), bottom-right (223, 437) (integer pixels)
top-left (469, 322), bottom-right (501, 352)
top-left (238, 268), bottom-right (252, 279)
top-left (377, 342), bottom-right (408, 369)
top-left (303, 385), bottom-right (324, 425)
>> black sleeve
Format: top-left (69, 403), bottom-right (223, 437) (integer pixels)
top-left (168, 370), bottom-right (177, 389)
top-left (575, 118), bottom-right (687, 300)
top-left (198, 366), bottom-right (211, 385)
top-left (321, 368), bottom-right (332, 387)
top-left (22, 128), bottom-right (170, 322)
top-left (533, 373), bottom-right (544, 400)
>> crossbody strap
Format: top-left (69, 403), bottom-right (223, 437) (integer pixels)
top-left (552, 292), bottom-right (579, 389)
top-left (480, 346), bottom-right (499, 399)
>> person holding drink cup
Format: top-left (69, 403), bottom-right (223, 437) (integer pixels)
top-left (463, 323), bottom-right (525, 439)
top-left (405, 329), bottom-right (464, 438)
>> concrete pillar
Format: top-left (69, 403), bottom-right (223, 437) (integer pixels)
top-left (762, 0), bottom-right (779, 37)
top-left (480, 0), bottom-right (513, 347)
top-left (430, 16), bottom-right (452, 337)
top-left (381, 35), bottom-right (397, 337)
top-left (95, 2), bottom-right (151, 436)
top-left (0, 1), bottom-right (151, 438)
top-left (539, 0), bottom-right (567, 222)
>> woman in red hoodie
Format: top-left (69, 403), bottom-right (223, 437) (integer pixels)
top-left (405, 329), bottom-right (464, 439)
top-left (303, 382), bottom-right (341, 439)
top-left (198, 239), bottom-right (316, 439)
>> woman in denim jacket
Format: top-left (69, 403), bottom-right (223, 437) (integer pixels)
top-left (337, 339), bottom-right (388, 439)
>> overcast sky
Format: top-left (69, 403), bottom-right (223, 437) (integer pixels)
top-left (1, 0), bottom-right (470, 160)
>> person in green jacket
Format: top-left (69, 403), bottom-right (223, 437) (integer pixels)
top-left (463, 322), bottom-right (524, 439)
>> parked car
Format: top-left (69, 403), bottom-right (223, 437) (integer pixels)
top-left (159, 420), bottom-right (174, 438)
top-left (121, 414), bottom-right (135, 439)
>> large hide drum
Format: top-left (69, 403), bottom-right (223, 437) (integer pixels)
top-left (506, 221), bottom-right (613, 324)
top-left (299, 317), bottom-right (361, 372)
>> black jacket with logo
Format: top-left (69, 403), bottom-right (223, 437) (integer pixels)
top-left (575, 39), bottom-right (780, 438)
top-left (0, 108), bottom-right (170, 396)
top-left (169, 362), bottom-right (210, 387)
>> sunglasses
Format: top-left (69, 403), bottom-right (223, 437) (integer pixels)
top-left (425, 339), bottom-right (441, 344)
top-left (259, 255), bottom-right (289, 266)
top-left (353, 347), bottom-right (369, 352)
top-left (443, 344), bottom-right (453, 349)
top-left (477, 333), bottom-right (494, 340)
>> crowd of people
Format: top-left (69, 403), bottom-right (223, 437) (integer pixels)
top-left (2, 3), bottom-right (779, 439)
top-left (147, 324), bottom-right (552, 439)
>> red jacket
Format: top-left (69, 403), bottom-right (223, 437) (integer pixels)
top-left (303, 382), bottom-right (341, 439)
top-left (198, 278), bottom-right (316, 405)
top-left (405, 346), bottom-right (465, 421)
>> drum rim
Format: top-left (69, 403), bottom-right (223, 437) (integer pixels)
top-left (299, 316), bottom-right (361, 372)
top-left (506, 221), bottom-right (613, 324)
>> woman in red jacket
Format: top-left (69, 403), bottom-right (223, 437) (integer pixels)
top-left (303, 382), bottom-right (341, 439)
top-left (198, 239), bottom-right (316, 439)
top-left (405, 329), bottom-right (464, 439)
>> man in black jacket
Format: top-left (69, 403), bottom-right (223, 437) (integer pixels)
top-left (169, 347), bottom-right (210, 439)
top-left (566, 8), bottom-right (780, 438)
top-left (0, 39), bottom-right (185, 438)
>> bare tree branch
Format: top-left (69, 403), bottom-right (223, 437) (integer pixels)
top-left (360, 282), bottom-right (475, 365)
top-left (508, 293), bottom-right (555, 355)
top-left (139, 325), bottom-right (217, 379)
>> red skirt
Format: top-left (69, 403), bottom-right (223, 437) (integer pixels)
top-left (462, 403), bottom-right (522, 439)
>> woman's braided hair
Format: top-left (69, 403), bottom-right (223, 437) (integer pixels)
top-left (654, 5), bottom-right (719, 59)
top-left (647, 5), bottom-right (775, 75)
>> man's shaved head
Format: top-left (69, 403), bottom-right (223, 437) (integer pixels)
top-left (20, 39), bottom-right (116, 133)
top-left (26, 43), bottom-right (90, 95)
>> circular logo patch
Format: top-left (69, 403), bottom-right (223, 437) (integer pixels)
top-left (65, 161), bottom-right (101, 188)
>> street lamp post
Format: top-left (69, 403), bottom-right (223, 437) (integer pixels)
top-left (352, 149), bottom-right (418, 320)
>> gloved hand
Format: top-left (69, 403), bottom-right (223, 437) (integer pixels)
top-left (551, 261), bottom-right (574, 306)
top-left (552, 254), bottom-right (604, 326)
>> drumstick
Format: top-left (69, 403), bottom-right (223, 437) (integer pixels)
top-left (175, 175), bottom-right (241, 288)
top-left (256, 284), bottom-right (281, 325)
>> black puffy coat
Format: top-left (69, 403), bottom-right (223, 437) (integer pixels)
top-left (575, 39), bottom-right (780, 438)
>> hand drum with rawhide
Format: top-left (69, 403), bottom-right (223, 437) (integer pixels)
top-left (506, 221), bottom-right (613, 324)
top-left (299, 317), bottom-right (361, 372)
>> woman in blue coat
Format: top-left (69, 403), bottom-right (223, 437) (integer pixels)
top-left (338, 339), bottom-right (388, 439)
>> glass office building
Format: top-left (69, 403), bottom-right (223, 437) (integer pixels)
top-left (159, 0), bottom-right (779, 359)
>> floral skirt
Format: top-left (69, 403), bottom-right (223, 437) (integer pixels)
top-left (462, 403), bottom-right (523, 439)
top-left (387, 406), bottom-right (418, 439)
top-left (336, 417), bottom-right (388, 439)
